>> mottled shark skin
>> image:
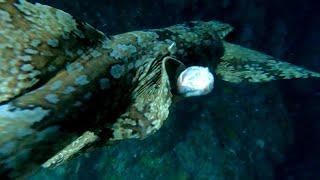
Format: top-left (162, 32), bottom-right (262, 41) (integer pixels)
top-left (216, 41), bottom-right (320, 83)
top-left (0, 0), bottom-right (105, 103)
top-left (0, 0), bottom-right (320, 178)
top-left (0, 0), bottom-right (225, 177)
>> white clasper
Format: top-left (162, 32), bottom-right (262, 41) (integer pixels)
top-left (177, 66), bottom-right (214, 97)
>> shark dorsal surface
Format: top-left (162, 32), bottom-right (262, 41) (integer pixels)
top-left (0, 0), bottom-right (319, 177)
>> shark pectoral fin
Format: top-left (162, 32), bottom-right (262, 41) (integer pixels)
top-left (110, 55), bottom-right (185, 141)
top-left (0, 0), bottom-right (105, 103)
top-left (42, 131), bottom-right (99, 169)
top-left (216, 41), bottom-right (320, 83)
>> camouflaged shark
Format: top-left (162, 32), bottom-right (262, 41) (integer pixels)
top-left (0, 0), bottom-right (319, 177)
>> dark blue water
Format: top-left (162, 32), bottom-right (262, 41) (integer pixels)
top-left (4, 0), bottom-right (320, 179)
top-left (38, 1), bottom-right (320, 178)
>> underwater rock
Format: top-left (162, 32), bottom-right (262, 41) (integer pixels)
top-left (30, 82), bottom-right (293, 179)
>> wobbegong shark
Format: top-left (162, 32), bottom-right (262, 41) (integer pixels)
top-left (0, 0), bottom-right (319, 178)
